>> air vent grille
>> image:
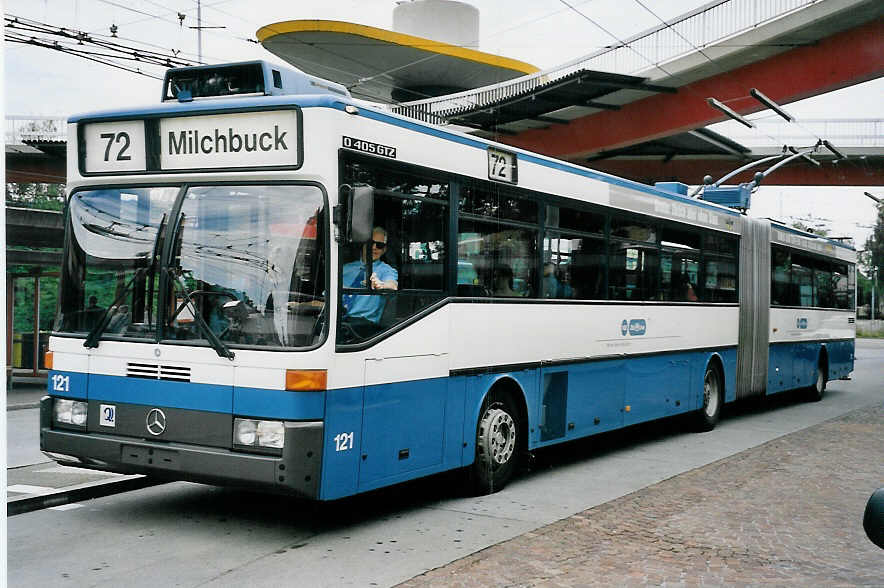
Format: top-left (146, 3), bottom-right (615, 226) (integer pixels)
top-left (127, 362), bottom-right (191, 382)
top-left (848, 317), bottom-right (856, 324)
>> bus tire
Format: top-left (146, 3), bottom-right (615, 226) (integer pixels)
top-left (807, 357), bottom-right (827, 402)
top-left (694, 363), bottom-right (723, 432)
top-left (471, 390), bottom-right (520, 495)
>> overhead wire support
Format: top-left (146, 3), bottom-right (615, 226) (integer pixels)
top-left (749, 88), bottom-right (794, 122)
top-left (706, 97), bottom-right (755, 128)
top-left (788, 146), bottom-right (821, 167)
top-left (823, 140), bottom-right (847, 160)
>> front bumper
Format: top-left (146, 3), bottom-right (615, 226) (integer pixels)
top-left (40, 396), bottom-right (323, 499)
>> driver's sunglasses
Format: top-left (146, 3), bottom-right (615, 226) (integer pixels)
top-left (372, 240), bottom-right (387, 249)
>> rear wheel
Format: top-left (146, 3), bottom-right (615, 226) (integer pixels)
top-left (807, 357), bottom-right (827, 402)
top-left (471, 391), bottom-right (520, 494)
top-left (695, 364), bottom-right (723, 432)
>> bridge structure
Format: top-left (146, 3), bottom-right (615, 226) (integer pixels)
top-left (388, 0), bottom-right (884, 186)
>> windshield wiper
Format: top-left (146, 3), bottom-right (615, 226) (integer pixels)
top-left (84, 217), bottom-right (167, 349)
top-left (167, 269), bottom-right (235, 361)
top-left (83, 268), bottom-right (147, 349)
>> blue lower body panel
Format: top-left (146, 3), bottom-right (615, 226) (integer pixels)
top-left (767, 340), bottom-right (854, 395)
top-left (319, 347), bottom-right (738, 500)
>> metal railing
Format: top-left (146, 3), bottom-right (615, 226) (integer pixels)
top-left (720, 119), bottom-right (884, 147)
top-left (6, 115), bottom-right (67, 144)
top-left (391, 0), bottom-right (821, 122)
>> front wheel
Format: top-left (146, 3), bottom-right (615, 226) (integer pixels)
top-left (471, 391), bottom-right (521, 495)
top-left (694, 364), bottom-right (723, 432)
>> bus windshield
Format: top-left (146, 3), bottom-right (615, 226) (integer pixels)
top-left (58, 184), bottom-right (327, 349)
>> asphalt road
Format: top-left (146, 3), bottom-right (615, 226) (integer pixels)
top-left (7, 339), bottom-right (884, 587)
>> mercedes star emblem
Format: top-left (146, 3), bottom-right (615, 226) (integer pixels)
top-left (146, 408), bottom-right (167, 436)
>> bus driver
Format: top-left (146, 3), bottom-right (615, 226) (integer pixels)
top-left (341, 227), bottom-right (398, 337)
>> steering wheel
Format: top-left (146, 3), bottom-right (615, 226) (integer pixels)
top-left (169, 290), bottom-right (238, 323)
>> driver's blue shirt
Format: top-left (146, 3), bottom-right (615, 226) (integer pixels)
top-left (341, 260), bottom-right (398, 324)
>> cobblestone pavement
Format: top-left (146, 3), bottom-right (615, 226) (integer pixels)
top-left (399, 404), bottom-right (884, 587)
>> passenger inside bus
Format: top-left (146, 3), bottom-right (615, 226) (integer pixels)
top-left (683, 279), bottom-right (699, 302)
top-left (84, 296), bottom-right (104, 330)
top-left (492, 265), bottom-right (520, 297)
top-left (541, 262), bottom-right (560, 298)
top-left (340, 226), bottom-right (398, 339)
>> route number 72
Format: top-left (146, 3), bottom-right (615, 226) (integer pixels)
top-left (487, 148), bottom-right (517, 183)
top-left (100, 132), bottom-right (132, 162)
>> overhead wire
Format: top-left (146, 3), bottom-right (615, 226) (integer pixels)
top-left (5, 15), bottom-right (196, 74)
top-left (5, 33), bottom-right (165, 79)
top-left (84, 0), bottom-right (238, 64)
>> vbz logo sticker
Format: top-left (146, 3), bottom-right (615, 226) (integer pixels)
top-left (621, 318), bottom-right (647, 336)
top-left (796, 317), bottom-right (808, 329)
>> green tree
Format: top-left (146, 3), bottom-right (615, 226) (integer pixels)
top-left (11, 273), bottom-right (59, 333)
top-left (6, 182), bottom-right (66, 210)
top-left (863, 202), bottom-right (884, 303)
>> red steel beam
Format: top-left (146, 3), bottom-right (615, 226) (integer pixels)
top-left (589, 158), bottom-right (884, 187)
top-left (504, 19), bottom-right (884, 159)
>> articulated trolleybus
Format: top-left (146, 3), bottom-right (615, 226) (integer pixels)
top-left (43, 61), bottom-right (856, 500)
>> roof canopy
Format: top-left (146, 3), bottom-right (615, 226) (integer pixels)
top-left (257, 20), bottom-right (537, 103)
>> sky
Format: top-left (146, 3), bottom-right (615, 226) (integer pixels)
top-left (3, 0), bottom-right (881, 248)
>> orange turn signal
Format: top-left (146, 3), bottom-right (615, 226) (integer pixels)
top-left (44, 351), bottom-right (54, 370)
top-left (285, 369), bottom-right (327, 391)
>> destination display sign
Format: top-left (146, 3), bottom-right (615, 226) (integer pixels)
top-left (80, 108), bottom-right (302, 175)
top-left (159, 110), bottom-right (299, 170)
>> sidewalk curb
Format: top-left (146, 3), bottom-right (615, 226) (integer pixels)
top-left (8, 402), bottom-right (40, 411)
top-left (8, 475), bottom-right (164, 516)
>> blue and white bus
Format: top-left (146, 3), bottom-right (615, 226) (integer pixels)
top-left (42, 61), bottom-right (856, 500)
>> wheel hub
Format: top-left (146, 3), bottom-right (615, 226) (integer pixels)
top-left (479, 407), bottom-right (516, 466)
top-left (704, 373), bottom-right (719, 417)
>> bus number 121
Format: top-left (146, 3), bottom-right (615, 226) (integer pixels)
top-left (52, 374), bottom-right (70, 393)
top-left (334, 432), bottom-right (354, 452)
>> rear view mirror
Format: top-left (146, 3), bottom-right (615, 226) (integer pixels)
top-left (349, 185), bottom-right (374, 243)
top-left (864, 487), bottom-right (884, 549)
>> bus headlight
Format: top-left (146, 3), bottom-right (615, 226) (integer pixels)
top-left (256, 420), bottom-right (284, 449)
top-left (234, 418), bottom-right (285, 450)
top-left (71, 401), bottom-right (88, 426)
top-left (54, 399), bottom-right (88, 427)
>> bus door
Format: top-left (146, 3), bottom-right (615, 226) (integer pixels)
top-left (358, 351), bottom-right (449, 490)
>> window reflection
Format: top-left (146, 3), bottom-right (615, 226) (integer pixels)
top-left (59, 187), bottom-right (178, 337)
top-left (168, 185), bottom-right (326, 348)
top-left (770, 245), bottom-right (852, 309)
top-left (543, 234), bottom-right (605, 299)
top-left (458, 219), bottom-right (536, 298)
